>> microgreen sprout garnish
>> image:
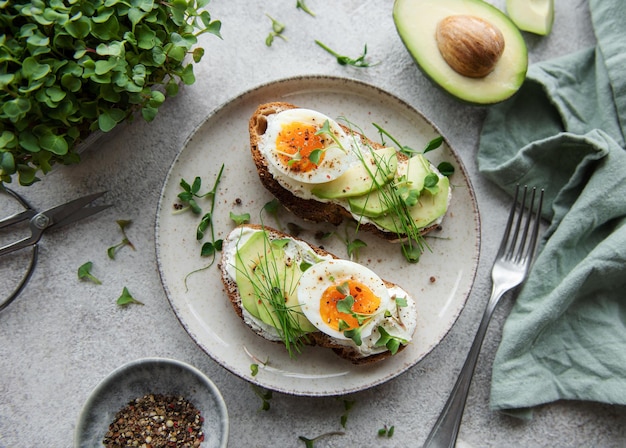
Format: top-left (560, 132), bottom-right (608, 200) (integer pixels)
top-left (437, 161), bottom-right (455, 177)
top-left (339, 119), bottom-right (454, 263)
top-left (265, 14), bottom-right (287, 46)
top-left (77, 262), bottom-right (101, 285)
top-left (250, 384), bottom-right (273, 411)
top-left (296, 0), bottom-right (316, 16)
top-left (263, 199), bottom-right (283, 230)
top-left (315, 41), bottom-right (379, 68)
top-left (298, 432), bottom-right (345, 448)
top-left (250, 363), bottom-right (259, 376)
top-left (233, 229), bottom-right (312, 357)
top-left (117, 286), bottom-right (144, 307)
top-left (395, 296), bottom-right (408, 308)
top-left (107, 220), bottom-right (135, 259)
top-left (334, 283), bottom-right (380, 346)
top-left (378, 424), bottom-right (395, 437)
top-left (339, 397), bottom-right (356, 428)
top-left (177, 164), bottom-right (224, 215)
top-left (375, 326), bottom-right (407, 355)
top-left (230, 211), bottom-right (250, 225)
top-left (182, 165), bottom-right (225, 289)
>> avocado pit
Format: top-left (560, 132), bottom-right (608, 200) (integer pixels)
top-left (435, 15), bottom-right (505, 78)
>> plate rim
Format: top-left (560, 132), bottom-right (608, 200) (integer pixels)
top-left (155, 74), bottom-right (482, 396)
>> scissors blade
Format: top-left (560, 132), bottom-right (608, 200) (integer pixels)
top-left (52, 204), bottom-right (112, 228)
top-left (41, 191), bottom-right (109, 228)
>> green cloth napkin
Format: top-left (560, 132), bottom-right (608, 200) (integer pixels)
top-left (477, 0), bottom-right (626, 417)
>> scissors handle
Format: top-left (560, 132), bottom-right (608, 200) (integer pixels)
top-left (0, 209), bottom-right (36, 229)
top-left (0, 232), bottom-right (41, 257)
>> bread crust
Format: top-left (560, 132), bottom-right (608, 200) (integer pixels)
top-left (220, 224), bottom-right (411, 365)
top-left (249, 102), bottom-right (441, 240)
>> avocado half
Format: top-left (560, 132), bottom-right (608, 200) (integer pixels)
top-left (393, 0), bottom-right (528, 105)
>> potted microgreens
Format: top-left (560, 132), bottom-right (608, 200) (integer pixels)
top-left (0, 0), bottom-right (221, 186)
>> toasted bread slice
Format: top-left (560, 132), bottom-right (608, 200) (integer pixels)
top-left (249, 102), bottom-right (445, 241)
top-left (220, 224), bottom-right (417, 365)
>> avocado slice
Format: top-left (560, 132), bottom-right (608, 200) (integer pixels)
top-left (373, 173), bottom-right (450, 233)
top-left (506, 0), bottom-right (554, 36)
top-left (393, 0), bottom-right (528, 104)
top-left (234, 231), bottom-right (317, 333)
top-left (347, 154), bottom-right (429, 218)
top-left (311, 147), bottom-right (398, 199)
top-left (348, 184), bottom-right (394, 218)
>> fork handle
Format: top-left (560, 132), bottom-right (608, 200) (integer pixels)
top-left (422, 284), bottom-right (508, 448)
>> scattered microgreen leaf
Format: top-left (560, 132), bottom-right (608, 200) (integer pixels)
top-left (77, 262), bottom-right (101, 285)
top-left (266, 14), bottom-right (287, 46)
top-left (308, 149), bottom-right (323, 166)
top-left (107, 220), bottom-right (135, 259)
top-left (263, 199), bottom-right (283, 230)
top-left (378, 424), bottom-right (395, 437)
top-left (401, 243), bottom-right (421, 264)
top-left (298, 432), bottom-right (345, 448)
top-left (344, 326), bottom-right (363, 346)
top-left (116, 287), bottom-right (144, 307)
top-left (423, 136), bottom-right (444, 154)
top-left (197, 213), bottom-right (212, 240)
top-left (230, 211), bottom-right (250, 225)
top-left (315, 40), bottom-right (379, 68)
top-left (396, 296), bottom-right (408, 308)
top-left (299, 261), bottom-right (313, 272)
top-left (296, 0), bottom-right (316, 16)
top-left (251, 384), bottom-right (273, 411)
top-left (437, 161), bottom-right (455, 177)
top-left (250, 363), bottom-right (259, 376)
top-left (271, 238), bottom-right (291, 249)
top-left (423, 173), bottom-right (440, 195)
top-left (339, 397), bottom-right (356, 428)
top-left (347, 238), bottom-right (367, 260)
top-left (375, 326), bottom-right (406, 355)
top-left (287, 222), bottom-right (304, 236)
top-left (200, 239), bottom-right (223, 257)
top-left (182, 165), bottom-right (225, 289)
top-left (177, 165), bottom-right (224, 215)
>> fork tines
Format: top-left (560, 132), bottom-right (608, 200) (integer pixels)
top-left (501, 185), bottom-right (544, 263)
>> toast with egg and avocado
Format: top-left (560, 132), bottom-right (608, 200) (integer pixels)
top-left (248, 102), bottom-right (451, 244)
top-left (220, 224), bottom-right (418, 364)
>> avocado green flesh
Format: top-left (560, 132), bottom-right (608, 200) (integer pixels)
top-left (348, 185), bottom-right (394, 218)
top-left (374, 175), bottom-right (450, 232)
top-left (311, 147), bottom-right (398, 199)
top-left (234, 231), bottom-right (317, 333)
top-left (506, 0), bottom-right (554, 36)
top-left (348, 154), bottom-right (431, 218)
top-left (393, 0), bottom-right (528, 104)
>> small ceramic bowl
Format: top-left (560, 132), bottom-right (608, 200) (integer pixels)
top-left (74, 357), bottom-right (228, 448)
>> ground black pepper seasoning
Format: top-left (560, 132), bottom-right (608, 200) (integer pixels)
top-left (103, 393), bottom-right (204, 447)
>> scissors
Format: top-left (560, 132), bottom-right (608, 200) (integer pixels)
top-left (0, 188), bottom-right (111, 310)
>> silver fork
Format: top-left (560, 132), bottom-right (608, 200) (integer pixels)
top-left (422, 185), bottom-right (544, 448)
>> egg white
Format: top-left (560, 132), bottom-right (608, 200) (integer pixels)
top-left (259, 108), bottom-right (357, 184)
top-left (297, 259), bottom-right (392, 340)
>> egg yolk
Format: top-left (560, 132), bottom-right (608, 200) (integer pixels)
top-left (275, 121), bottom-right (327, 173)
top-left (320, 279), bottom-right (381, 331)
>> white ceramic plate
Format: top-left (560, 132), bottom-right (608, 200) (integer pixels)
top-left (156, 75), bottom-right (480, 396)
top-left (74, 357), bottom-right (229, 448)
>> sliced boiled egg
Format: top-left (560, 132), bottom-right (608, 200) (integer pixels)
top-left (260, 108), bottom-right (357, 184)
top-left (297, 259), bottom-right (391, 341)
